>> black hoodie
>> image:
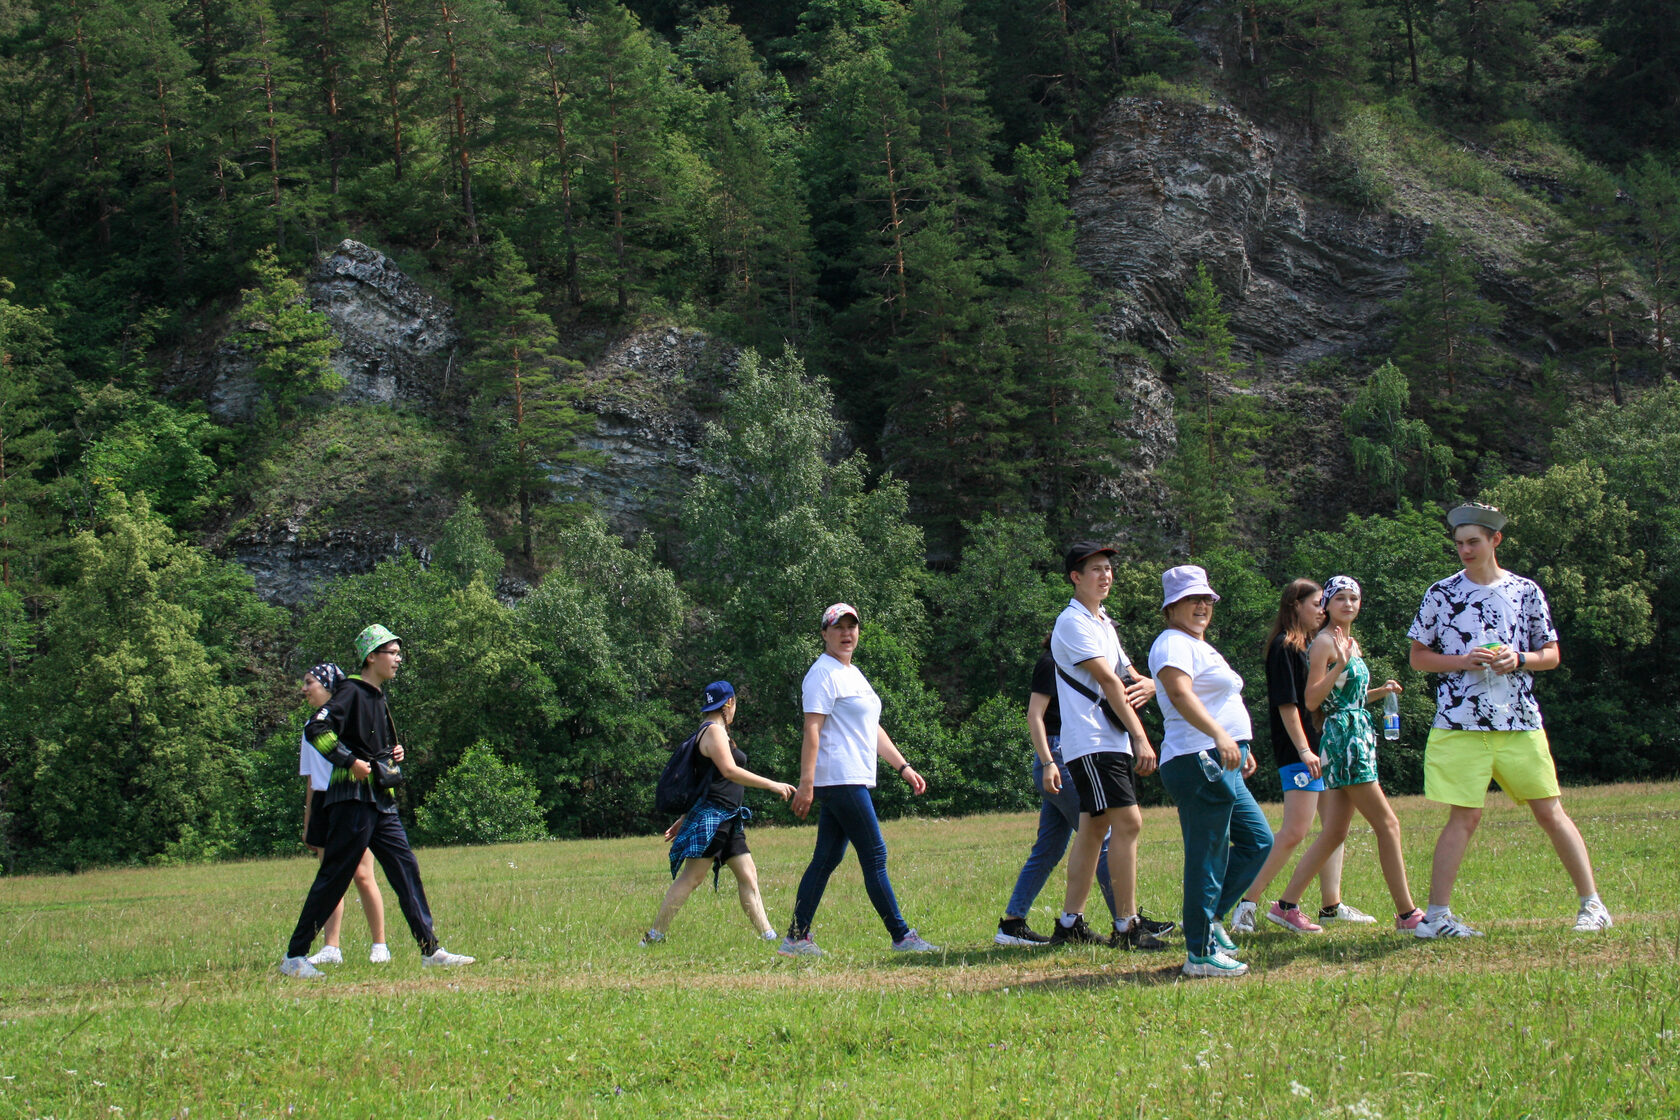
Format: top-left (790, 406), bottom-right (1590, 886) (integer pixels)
top-left (305, 675), bottom-right (399, 812)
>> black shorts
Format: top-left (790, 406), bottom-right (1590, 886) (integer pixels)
top-left (1065, 751), bottom-right (1138, 816)
top-left (305, 789), bottom-right (329, 849)
top-left (702, 816), bottom-right (751, 864)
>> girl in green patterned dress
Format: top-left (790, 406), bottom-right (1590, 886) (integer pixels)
top-left (1268, 577), bottom-right (1424, 932)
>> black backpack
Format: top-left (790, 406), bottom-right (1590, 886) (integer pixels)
top-left (654, 722), bottom-right (715, 816)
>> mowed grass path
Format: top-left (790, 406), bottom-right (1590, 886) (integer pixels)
top-left (2, 783), bottom-right (1676, 1119)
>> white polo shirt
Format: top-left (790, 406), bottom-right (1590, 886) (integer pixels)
top-left (1049, 598), bottom-right (1134, 762)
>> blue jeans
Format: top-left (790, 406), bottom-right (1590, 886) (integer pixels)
top-left (1158, 745), bottom-right (1273, 958)
top-left (1003, 740), bottom-right (1116, 922)
top-left (790, 784), bottom-right (910, 942)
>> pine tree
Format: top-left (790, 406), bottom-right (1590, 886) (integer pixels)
top-left (1627, 156), bottom-right (1680, 383)
top-left (1389, 228), bottom-right (1503, 399)
top-left (1523, 167), bottom-right (1643, 406)
top-left (228, 246), bottom-right (341, 421)
top-left (463, 234), bottom-right (590, 563)
top-left (1343, 359), bottom-right (1455, 508)
top-left (1005, 136), bottom-right (1122, 539)
top-left (0, 283), bottom-right (67, 593)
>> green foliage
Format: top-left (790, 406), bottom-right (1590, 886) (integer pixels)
top-left (1625, 156), bottom-right (1680, 385)
top-left (921, 693), bottom-right (1035, 817)
top-left (228, 247), bottom-right (341, 421)
top-left (0, 283), bottom-right (66, 593)
top-left (10, 494), bottom-right (260, 870)
top-left (75, 387), bottom-right (222, 529)
top-left (432, 494), bottom-right (506, 590)
top-left (1389, 229), bottom-right (1504, 402)
top-left (680, 347), bottom-right (926, 791)
top-left (412, 741), bottom-right (550, 844)
top-left (1342, 360), bottom-right (1455, 509)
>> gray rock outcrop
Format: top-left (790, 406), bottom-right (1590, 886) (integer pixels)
top-left (309, 240), bottom-right (461, 406)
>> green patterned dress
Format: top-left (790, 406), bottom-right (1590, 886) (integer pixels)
top-left (1319, 655), bottom-right (1380, 788)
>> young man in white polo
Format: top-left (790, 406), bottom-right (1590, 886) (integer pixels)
top-left (1407, 503), bottom-right (1612, 938)
top-left (1048, 541), bottom-right (1172, 950)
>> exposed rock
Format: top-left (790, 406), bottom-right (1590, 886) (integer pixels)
top-left (1073, 97), bottom-right (1427, 370)
top-left (195, 240), bottom-right (460, 422)
top-left (309, 240), bottom-right (461, 406)
top-left (230, 524), bottom-right (432, 610)
top-left (550, 326), bottom-right (738, 539)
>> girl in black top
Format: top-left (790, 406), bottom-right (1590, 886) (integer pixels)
top-left (1230, 580), bottom-right (1371, 933)
top-left (640, 682), bottom-right (796, 945)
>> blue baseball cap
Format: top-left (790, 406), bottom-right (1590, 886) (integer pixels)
top-left (701, 681), bottom-right (735, 712)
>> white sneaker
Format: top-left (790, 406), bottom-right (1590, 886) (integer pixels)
top-left (1573, 899), bottom-right (1613, 932)
top-left (369, 943), bottom-right (391, 963)
top-left (1321, 902), bottom-right (1378, 924)
top-left (1182, 951), bottom-right (1248, 978)
top-left (1230, 900), bottom-right (1258, 934)
top-left (421, 947), bottom-right (476, 967)
top-left (1413, 911), bottom-right (1482, 939)
top-left (306, 945), bottom-right (343, 966)
top-left (760, 929), bottom-right (779, 942)
top-left (280, 956), bottom-right (325, 979)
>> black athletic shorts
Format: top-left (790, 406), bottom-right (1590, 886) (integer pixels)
top-left (305, 789), bottom-right (329, 849)
top-left (702, 816), bottom-right (751, 864)
top-left (1065, 751), bottom-right (1138, 815)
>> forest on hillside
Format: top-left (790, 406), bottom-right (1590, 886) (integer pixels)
top-left (1, 0), bottom-right (1677, 872)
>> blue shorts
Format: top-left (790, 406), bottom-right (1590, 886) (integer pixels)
top-left (1277, 762), bottom-right (1326, 793)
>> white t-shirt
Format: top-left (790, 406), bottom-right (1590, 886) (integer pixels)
top-left (1149, 628), bottom-right (1253, 764)
top-left (298, 714), bottom-right (333, 792)
top-left (802, 653), bottom-right (882, 787)
top-left (1050, 598), bottom-right (1134, 762)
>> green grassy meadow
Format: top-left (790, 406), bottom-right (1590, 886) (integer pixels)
top-left (2, 783), bottom-right (1676, 1119)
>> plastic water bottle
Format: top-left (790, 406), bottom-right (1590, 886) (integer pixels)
top-left (1197, 749), bottom-right (1224, 782)
top-left (1478, 633), bottom-right (1511, 713)
top-left (1382, 692), bottom-right (1400, 741)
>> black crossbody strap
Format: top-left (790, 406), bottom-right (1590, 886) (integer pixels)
top-left (1055, 664), bottom-right (1128, 733)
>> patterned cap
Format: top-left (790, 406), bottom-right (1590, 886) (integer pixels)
top-left (355, 624), bottom-right (402, 664)
top-left (1319, 575), bottom-right (1361, 611)
top-left (306, 663), bottom-right (347, 693)
top-left (821, 603), bottom-right (860, 628)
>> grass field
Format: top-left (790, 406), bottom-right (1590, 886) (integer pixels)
top-left (2, 783), bottom-right (1676, 1119)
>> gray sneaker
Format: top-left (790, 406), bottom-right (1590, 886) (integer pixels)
top-left (280, 956), bottom-right (325, 979)
top-left (777, 935), bottom-right (825, 958)
top-left (891, 929), bottom-right (940, 953)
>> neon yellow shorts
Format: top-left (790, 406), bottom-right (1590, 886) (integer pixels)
top-left (1423, 728), bottom-right (1560, 808)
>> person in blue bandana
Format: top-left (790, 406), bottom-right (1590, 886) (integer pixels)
top-left (640, 681), bottom-right (796, 946)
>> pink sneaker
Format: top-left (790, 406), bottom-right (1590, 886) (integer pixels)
top-left (1395, 908), bottom-right (1424, 931)
top-left (1266, 902), bottom-right (1323, 933)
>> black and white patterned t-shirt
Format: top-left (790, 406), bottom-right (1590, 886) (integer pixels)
top-left (1407, 570), bottom-right (1557, 732)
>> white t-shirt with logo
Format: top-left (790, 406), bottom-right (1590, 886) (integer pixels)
top-left (298, 706), bottom-right (334, 791)
top-left (802, 653), bottom-right (882, 787)
top-left (1050, 599), bottom-right (1134, 762)
top-left (1149, 628), bottom-right (1253, 764)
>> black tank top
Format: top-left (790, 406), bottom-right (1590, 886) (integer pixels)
top-left (702, 722), bottom-right (747, 810)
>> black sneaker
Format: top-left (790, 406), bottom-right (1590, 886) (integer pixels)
top-left (1135, 910), bottom-right (1177, 937)
top-left (1047, 915), bottom-right (1102, 947)
top-left (1111, 921), bottom-right (1168, 951)
top-left (994, 917), bottom-right (1051, 946)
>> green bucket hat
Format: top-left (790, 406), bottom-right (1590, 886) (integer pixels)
top-left (355, 624), bottom-right (402, 665)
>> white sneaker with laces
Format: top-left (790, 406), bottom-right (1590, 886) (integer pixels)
top-left (1413, 911), bottom-right (1482, 939)
top-left (1230, 900), bottom-right (1258, 934)
top-left (280, 956), bottom-right (325, 979)
top-left (421, 947), bottom-right (476, 967)
top-left (369, 942), bottom-right (391, 963)
top-left (1321, 902), bottom-right (1377, 924)
top-left (1573, 899), bottom-right (1613, 932)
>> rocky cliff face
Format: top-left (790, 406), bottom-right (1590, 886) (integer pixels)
top-left (1073, 97), bottom-right (1431, 543)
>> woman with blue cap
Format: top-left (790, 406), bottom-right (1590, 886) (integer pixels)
top-left (641, 681), bottom-right (796, 946)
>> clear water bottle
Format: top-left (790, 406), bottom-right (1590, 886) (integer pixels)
top-left (1382, 692), bottom-right (1400, 741)
top-left (1478, 632), bottom-right (1511, 713)
top-left (1197, 749), bottom-right (1224, 782)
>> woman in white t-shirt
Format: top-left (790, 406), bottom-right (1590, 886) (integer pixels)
top-left (778, 603), bottom-right (939, 957)
top-left (1148, 567), bottom-right (1274, 979)
top-left (297, 663), bottom-right (391, 966)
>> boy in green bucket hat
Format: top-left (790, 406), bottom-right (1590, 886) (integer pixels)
top-left (281, 625), bottom-right (476, 977)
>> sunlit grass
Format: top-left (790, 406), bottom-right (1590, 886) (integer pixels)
top-left (2, 783), bottom-right (1675, 1118)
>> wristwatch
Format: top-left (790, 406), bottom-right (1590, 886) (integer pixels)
top-left (1516, 651), bottom-right (1527, 669)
